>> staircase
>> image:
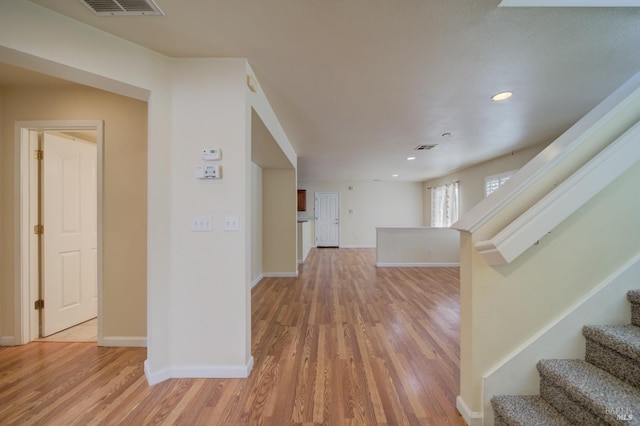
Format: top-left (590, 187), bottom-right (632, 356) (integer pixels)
top-left (492, 290), bottom-right (640, 425)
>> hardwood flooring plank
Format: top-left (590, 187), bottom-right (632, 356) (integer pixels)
top-left (0, 248), bottom-right (464, 425)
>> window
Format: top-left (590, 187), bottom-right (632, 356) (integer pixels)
top-left (485, 170), bottom-right (516, 197)
top-left (431, 181), bottom-right (459, 227)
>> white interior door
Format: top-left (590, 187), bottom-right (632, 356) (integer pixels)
top-left (43, 132), bottom-right (97, 336)
top-left (315, 192), bottom-right (340, 247)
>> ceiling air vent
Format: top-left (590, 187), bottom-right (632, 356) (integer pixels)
top-left (81, 0), bottom-right (164, 16)
top-left (414, 144), bottom-right (437, 151)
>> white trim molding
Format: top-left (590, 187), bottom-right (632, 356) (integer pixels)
top-left (100, 336), bottom-right (147, 347)
top-left (376, 262), bottom-right (460, 268)
top-left (144, 357), bottom-right (254, 386)
top-left (476, 120), bottom-right (640, 266)
top-left (251, 274), bottom-right (264, 289)
top-left (456, 396), bottom-right (483, 426)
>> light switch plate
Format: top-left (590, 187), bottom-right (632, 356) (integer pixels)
top-left (224, 216), bottom-right (239, 231)
top-left (191, 216), bottom-right (213, 232)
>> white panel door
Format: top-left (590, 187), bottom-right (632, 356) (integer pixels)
top-left (315, 192), bottom-right (340, 247)
top-left (43, 133), bottom-right (97, 336)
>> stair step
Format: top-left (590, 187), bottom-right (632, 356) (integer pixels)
top-left (538, 359), bottom-right (640, 424)
top-left (583, 325), bottom-right (640, 361)
top-left (628, 290), bottom-right (640, 327)
top-left (583, 324), bottom-right (640, 387)
top-left (492, 395), bottom-right (573, 426)
top-left (627, 290), bottom-right (640, 305)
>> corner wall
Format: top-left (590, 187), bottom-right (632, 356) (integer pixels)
top-left (0, 2), bottom-right (285, 382)
top-left (167, 58), bottom-right (251, 371)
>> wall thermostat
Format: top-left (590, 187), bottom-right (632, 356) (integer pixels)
top-left (202, 148), bottom-right (221, 161)
top-left (195, 165), bottom-right (221, 179)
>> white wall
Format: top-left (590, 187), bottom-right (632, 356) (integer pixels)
top-left (423, 143), bottom-right (548, 226)
top-left (298, 181), bottom-right (424, 247)
top-left (168, 59), bottom-right (250, 370)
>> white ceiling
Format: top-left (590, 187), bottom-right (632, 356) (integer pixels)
top-left (9, 1), bottom-right (640, 182)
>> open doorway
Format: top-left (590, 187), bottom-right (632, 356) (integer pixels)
top-left (16, 121), bottom-right (104, 344)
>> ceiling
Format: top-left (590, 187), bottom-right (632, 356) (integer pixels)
top-left (6, 0), bottom-right (640, 182)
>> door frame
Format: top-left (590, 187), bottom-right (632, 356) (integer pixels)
top-left (314, 191), bottom-right (340, 247)
top-left (15, 120), bottom-right (104, 345)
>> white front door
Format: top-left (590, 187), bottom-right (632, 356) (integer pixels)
top-left (43, 132), bottom-right (97, 336)
top-left (315, 192), bottom-right (340, 247)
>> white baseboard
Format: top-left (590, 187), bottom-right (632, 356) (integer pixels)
top-left (376, 262), bottom-right (460, 267)
top-left (339, 245), bottom-right (376, 249)
top-left (100, 336), bottom-right (147, 347)
top-left (456, 395), bottom-right (483, 426)
top-left (144, 357), bottom-right (254, 386)
top-left (262, 272), bottom-right (298, 278)
top-left (251, 274), bottom-right (264, 289)
top-left (145, 360), bottom-right (171, 385)
top-left (0, 336), bottom-right (15, 346)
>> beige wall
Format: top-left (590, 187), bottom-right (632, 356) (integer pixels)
top-left (263, 169), bottom-right (297, 274)
top-left (461, 160), bottom-right (640, 412)
top-left (423, 143), bottom-right (548, 226)
top-left (0, 85), bottom-right (147, 338)
top-left (298, 181), bottom-right (424, 247)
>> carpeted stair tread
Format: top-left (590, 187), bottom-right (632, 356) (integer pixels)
top-left (583, 324), bottom-right (640, 361)
top-left (627, 290), bottom-right (640, 305)
top-left (492, 395), bottom-right (573, 426)
top-left (538, 359), bottom-right (640, 421)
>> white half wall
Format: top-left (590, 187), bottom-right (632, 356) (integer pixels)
top-left (376, 227), bottom-right (460, 266)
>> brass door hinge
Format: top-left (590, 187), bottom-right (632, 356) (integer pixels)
top-left (34, 225), bottom-right (44, 235)
top-left (34, 150), bottom-right (44, 160)
top-left (34, 299), bottom-right (44, 310)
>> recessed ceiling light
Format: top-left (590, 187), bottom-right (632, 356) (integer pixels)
top-left (392, 174), bottom-right (399, 177)
top-left (492, 91), bottom-right (513, 101)
top-left (407, 156), bottom-right (416, 160)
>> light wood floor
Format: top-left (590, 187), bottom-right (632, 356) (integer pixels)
top-left (0, 248), bottom-right (464, 425)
